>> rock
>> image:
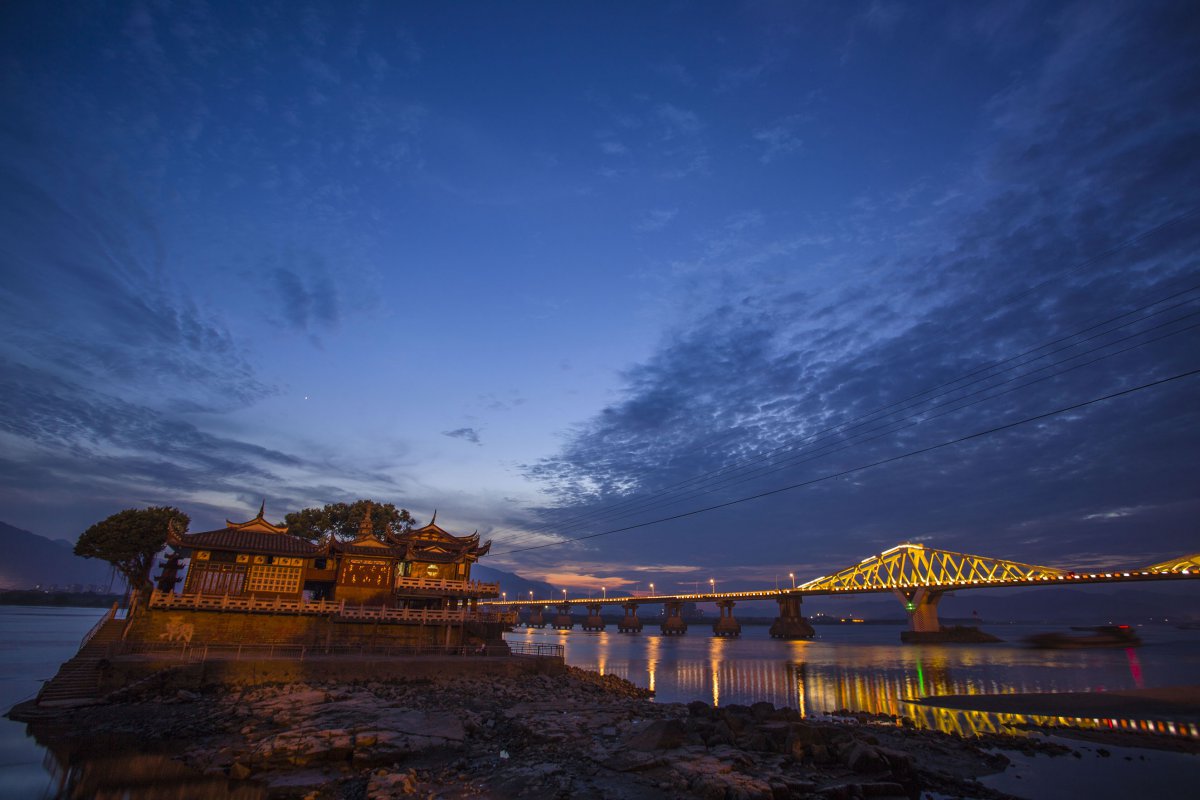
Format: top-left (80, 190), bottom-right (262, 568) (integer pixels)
top-left (229, 761), bottom-right (251, 780)
top-left (688, 700), bottom-right (712, 717)
top-left (750, 701), bottom-right (775, 721)
top-left (843, 741), bottom-right (889, 774)
top-left (625, 719), bottom-right (687, 750)
top-left (707, 719), bottom-right (736, 747)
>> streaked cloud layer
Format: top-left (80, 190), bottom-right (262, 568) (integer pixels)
top-left (1, 2), bottom-right (1196, 591)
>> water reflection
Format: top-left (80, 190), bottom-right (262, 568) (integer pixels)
top-left (646, 635), bottom-right (659, 694)
top-left (709, 636), bottom-right (726, 707)
top-left (508, 624), bottom-right (1200, 741)
top-left (905, 703), bottom-right (1200, 740)
top-left (28, 730), bottom-right (266, 799)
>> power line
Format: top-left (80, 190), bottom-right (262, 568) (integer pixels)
top-left (486, 209), bottom-right (1200, 549)
top-left (494, 288), bottom-right (1200, 548)
top-left (494, 366), bottom-right (1200, 555)
top-left (495, 276), bottom-right (1200, 547)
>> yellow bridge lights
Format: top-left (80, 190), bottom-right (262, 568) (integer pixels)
top-left (799, 542), bottom-right (1067, 593)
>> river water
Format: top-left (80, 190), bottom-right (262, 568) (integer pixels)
top-left (2, 607), bottom-right (1198, 798)
top-left (504, 622), bottom-right (1200, 732)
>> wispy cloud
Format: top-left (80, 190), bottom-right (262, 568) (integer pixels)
top-left (268, 256), bottom-right (342, 339)
top-left (754, 120), bottom-right (804, 164)
top-left (635, 208), bottom-right (678, 232)
top-left (523, 4), bottom-right (1200, 570)
top-left (443, 427), bottom-right (482, 445)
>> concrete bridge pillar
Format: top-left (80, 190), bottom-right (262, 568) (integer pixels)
top-left (661, 600), bottom-right (687, 635)
top-left (583, 602), bottom-right (606, 631)
top-left (526, 604), bottom-right (546, 628)
top-left (769, 593), bottom-right (815, 639)
top-left (552, 602), bottom-right (574, 630)
top-left (712, 598), bottom-right (741, 637)
top-left (895, 588), bottom-right (943, 633)
top-left (893, 588), bottom-right (1000, 643)
top-left (618, 602), bottom-right (643, 632)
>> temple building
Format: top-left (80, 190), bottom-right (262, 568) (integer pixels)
top-left (165, 504), bottom-right (493, 610)
top-left (143, 504), bottom-right (503, 649)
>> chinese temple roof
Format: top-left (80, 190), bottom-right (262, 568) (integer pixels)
top-left (330, 534), bottom-right (407, 559)
top-left (397, 518), bottom-right (492, 561)
top-left (166, 503), bottom-right (492, 562)
top-left (169, 504), bottom-right (325, 557)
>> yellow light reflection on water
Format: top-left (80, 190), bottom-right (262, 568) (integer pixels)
top-left (709, 636), bottom-right (727, 707)
top-left (903, 703), bottom-right (1200, 741)
top-left (596, 630), bottom-right (609, 676)
top-left (646, 635), bottom-right (659, 694)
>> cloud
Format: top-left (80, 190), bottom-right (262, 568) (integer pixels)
top-left (443, 427), bottom-right (482, 445)
top-left (521, 2), bottom-right (1200, 572)
top-left (754, 121), bottom-right (803, 164)
top-left (635, 208), bottom-right (678, 232)
top-left (269, 258), bottom-right (342, 337)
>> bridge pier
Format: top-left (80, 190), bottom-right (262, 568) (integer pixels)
top-left (661, 600), bottom-right (687, 635)
top-left (552, 603), bottom-right (574, 630)
top-left (895, 588), bottom-right (1000, 643)
top-left (712, 598), bottom-right (741, 637)
top-left (617, 602), bottom-right (643, 632)
top-left (769, 594), bottom-right (815, 639)
top-left (583, 602), bottom-right (606, 631)
top-left (896, 588), bottom-right (943, 634)
top-left (525, 604), bottom-right (546, 628)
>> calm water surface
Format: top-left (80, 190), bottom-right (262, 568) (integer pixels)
top-left (0, 606), bottom-right (106, 799)
top-left (2, 608), bottom-right (1198, 798)
top-left (506, 622), bottom-right (1200, 711)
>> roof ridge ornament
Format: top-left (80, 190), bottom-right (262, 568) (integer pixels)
top-left (257, 499), bottom-right (266, 519)
top-left (359, 500), bottom-right (375, 537)
top-left (430, 509), bottom-right (437, 525)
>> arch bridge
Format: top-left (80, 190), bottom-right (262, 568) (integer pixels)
top-left (487, 543), bottom-right (1199, 642)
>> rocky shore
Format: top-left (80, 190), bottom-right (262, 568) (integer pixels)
top-left (15, 665), bottom-right (1105, 799)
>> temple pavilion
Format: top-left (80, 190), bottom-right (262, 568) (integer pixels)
top-left (163, 504), bottom-right (496, 614)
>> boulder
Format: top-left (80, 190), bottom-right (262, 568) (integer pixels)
top-left (625, 719), bottom-right (687, 751)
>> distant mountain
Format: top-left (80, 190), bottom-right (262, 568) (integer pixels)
top-left (0, 521), bottom-right (117, 591)
top-left (471, 564), bottom-right (557, 602)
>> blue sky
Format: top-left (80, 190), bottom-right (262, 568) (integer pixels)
top-left (1, 1), bottom-right (1197, 594)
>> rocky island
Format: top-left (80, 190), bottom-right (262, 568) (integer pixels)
top-left (12, 662), bottom-right (1095, 800)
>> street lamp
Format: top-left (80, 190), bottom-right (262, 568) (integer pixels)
top-left (529, 590), bottom-right (534, 601)
top-left (502, 591), bottom-right (507, 602)
top-left (602, 586), bottom-right (606, 600)
top-left (562, 588), bottom-right (567, 601)
top-left (649, 582), bottom-right (655, 596)
top-left (789, 572), bottom-right (795, 589)
top-left (709, 578), bottom-right (715, 594)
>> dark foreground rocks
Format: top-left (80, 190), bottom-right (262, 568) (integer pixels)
top-left (20, 666), bottom-right (1060, 799)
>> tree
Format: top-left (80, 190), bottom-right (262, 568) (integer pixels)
top-left (285, 500), bottom-right (416, 542)
top-left (75, 506), bottom-right (190, 592)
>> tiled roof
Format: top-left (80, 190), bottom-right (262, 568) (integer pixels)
top-left (334, 542), bottom-right (407, 558)
top-left (174, 528), bottom-right (324, 556)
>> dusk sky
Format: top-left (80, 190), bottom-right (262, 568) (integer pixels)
top-left (2, 1), bottom-right (1197, 595)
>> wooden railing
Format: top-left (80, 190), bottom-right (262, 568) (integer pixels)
top-left (148, 590), bottom-right (500, 624)
top-left (394, 576), bottom-right (500, 595)
top-left (109, 639), bottom-right (564, 662)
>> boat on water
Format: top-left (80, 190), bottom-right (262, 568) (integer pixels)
top-left (1025, 624), bottom-right (1142, 648)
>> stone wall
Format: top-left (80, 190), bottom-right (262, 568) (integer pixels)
top-left (99, 652), bottom-right (563, 693)
top-left (125, 606), bottom-right (502, 649)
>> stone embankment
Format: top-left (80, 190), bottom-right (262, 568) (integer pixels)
top-left (21, 666), bottom-right (1063, 799)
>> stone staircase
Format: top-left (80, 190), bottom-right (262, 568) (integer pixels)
top-left (37, 614), bottom-right (127, 706)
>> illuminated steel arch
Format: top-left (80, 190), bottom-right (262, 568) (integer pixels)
top-left (1144, 553), bottom-right (1200, 573)
top-left (799, 542), bottom-right (1066, 591)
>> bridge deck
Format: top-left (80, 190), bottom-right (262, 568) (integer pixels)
top-left (483, 569), bottom-right (1196, 606)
